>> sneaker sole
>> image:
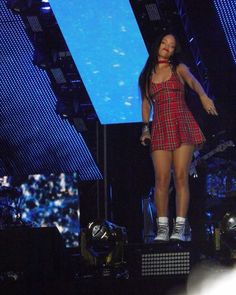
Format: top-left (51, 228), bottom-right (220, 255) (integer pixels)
top-left (170, 237), bottom-right (191, 242)
top-left (153, 239), bottom-right (170, 243)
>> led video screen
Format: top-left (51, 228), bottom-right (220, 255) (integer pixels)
top-left (0, 173), bottom-right (80, 248)
top-left (214, 0), bottom-right (236, 64)
top-left (20, 173), bottom-right (80, 248)
top-left (49, 0), bottom-right (148, 124)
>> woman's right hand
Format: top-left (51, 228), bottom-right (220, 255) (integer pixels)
top-left (200, 94), bottom-right (218, 115)
top-left (140, 132), bottom-right (151, 146)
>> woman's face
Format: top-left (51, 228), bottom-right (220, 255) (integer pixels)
top-left (158, 34), bottom-right (176, 59)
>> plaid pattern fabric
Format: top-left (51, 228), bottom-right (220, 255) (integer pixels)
top-left (150, 72), bottom-right (205, 151)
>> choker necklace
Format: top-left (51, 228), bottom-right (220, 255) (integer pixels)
top-left (158, 60), bottom-right (169, 64)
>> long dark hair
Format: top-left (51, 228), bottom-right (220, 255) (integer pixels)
top-left (138, 32), bottom-right (181, 101)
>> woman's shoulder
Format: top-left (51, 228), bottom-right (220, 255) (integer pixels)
top-left (176, 63), bottom-right (192, 79)
top-left (176, 63), bottom-right (189, 72)
top-left (175, 63), bottom-right (190, 84)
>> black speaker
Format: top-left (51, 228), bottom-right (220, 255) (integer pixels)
top-left (0, 226), bottom-right (66, 280)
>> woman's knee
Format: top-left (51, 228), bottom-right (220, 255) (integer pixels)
top-left (174, 171), bottom-right (188, 188)
top-left (155, 175), bottom-right (170, 191)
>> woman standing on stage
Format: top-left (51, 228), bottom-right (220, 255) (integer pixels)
top-left (139, 33), bottom-right (218, 242)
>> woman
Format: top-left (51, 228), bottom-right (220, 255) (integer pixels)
top-left (139, 33), bottom-right (218, 242)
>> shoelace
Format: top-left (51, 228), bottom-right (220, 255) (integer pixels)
top-left (157, 223), bottom-right (168, 234)
top-left (173, 222), bottom-right (185, 234)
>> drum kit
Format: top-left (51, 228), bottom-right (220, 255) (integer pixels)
top-left (192, 136), bottom-right (236, 257)
top-left (199, 139), bottom-right (236, 222)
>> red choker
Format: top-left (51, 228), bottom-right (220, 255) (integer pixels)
top-left (158, 60), bottom-right (169, 64)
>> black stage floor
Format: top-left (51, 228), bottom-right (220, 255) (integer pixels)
top-left (0, 227), bottom-right (235, 295)
top-left (1, 276), bottom-right (188, 295)
top-left (0, 246), bottom-right (233, 295)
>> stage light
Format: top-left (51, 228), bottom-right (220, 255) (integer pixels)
top-left (80, 220), bottom-right (127, 268)
top-left (145, 3), bottom-right (161, 21)
top-left (55, 83), bottom-right (81, 116)
top-left (220, 211), bottom-right (236, 260)
top-left (26, 15), bottom-right (43, 32)
top-left (141, 252), bottom-right (190, 276)
top-left (55, 99), bottom-right (72, 119)
top-left (40, 6), bottom-right (50, 12)
top-left (7, 0), bottom-right (50, 14)
top-left (221, 211), bottom-right (236, 235)
top-left (50, 68), bottom-right (67, 84)
top-left (55, 94), bottom-right (80, 119)
top-left (6, 0), bottom-right (30, 12)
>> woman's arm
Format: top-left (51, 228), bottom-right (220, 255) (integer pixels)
top-left (177, 63), bottom-right (218, 116)
top-left (142, 96), bottom-right (151, 123)
top-left (140, 96), bottom-right (151, 145)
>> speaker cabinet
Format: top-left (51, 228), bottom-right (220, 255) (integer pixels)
top-left (0, 227), bottom-right (66, 280)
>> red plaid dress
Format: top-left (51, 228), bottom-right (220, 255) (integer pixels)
top-left (150, 71), bottom-right (205, 151)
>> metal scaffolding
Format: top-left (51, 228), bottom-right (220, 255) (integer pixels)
top-left (174, 0), bottom-right (213, 98)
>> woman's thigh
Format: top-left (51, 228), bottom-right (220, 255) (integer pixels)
top-left (152, 150), bottom-right (172, 184)
top-left (172, 144), bottom-right (194, 179)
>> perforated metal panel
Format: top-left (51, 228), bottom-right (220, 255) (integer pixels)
top-left (125, 243), bottom-right (193, 278)
top-left (141, 252), bottom-right (190, 276)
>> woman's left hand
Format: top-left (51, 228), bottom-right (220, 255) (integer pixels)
top-left (200, 94), bottom-right (218, 116)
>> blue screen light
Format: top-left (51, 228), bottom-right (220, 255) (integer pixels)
top-left (49, 0), bottom-right (148, 124)
top-left (214, 0), bottom-right (236, 64)
top-left (0, 0), bottom-right (102, 180)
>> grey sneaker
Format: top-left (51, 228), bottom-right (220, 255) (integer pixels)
top-left (170, 220), bottom-right (191, 242)
top-left (154, 222), bottom-right (169, 242)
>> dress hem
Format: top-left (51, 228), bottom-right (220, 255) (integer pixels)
top-left (151, 140), bottom-right (206, 152)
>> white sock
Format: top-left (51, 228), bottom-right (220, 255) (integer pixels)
top-left (157, 217), bottom-right (168, 224)
top-left (176, 216), bottom-right (186, 223)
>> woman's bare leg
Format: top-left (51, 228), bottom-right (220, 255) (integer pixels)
top-left (152, 150), bottom-right (172, 217)
top-left (172, 144), bottom-right (194, 217)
